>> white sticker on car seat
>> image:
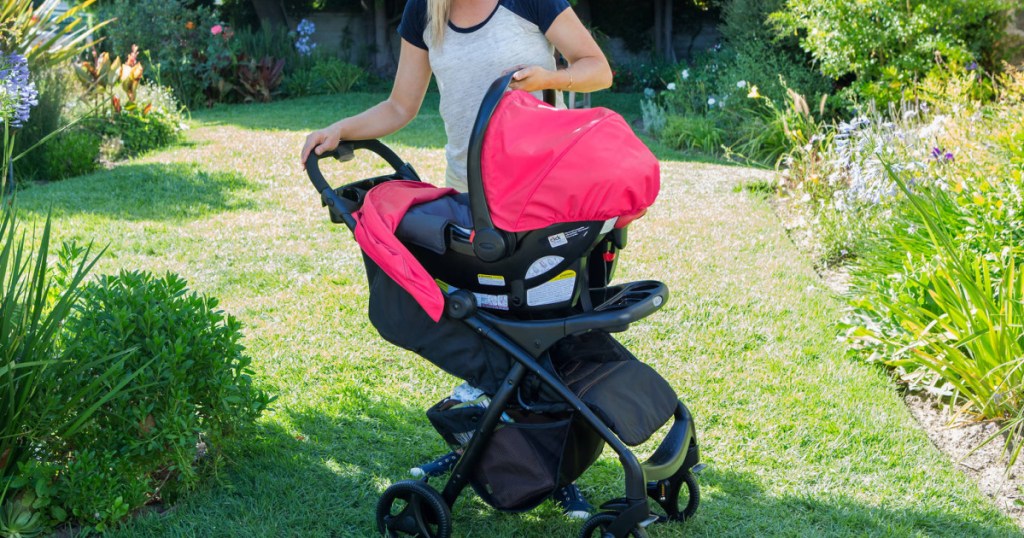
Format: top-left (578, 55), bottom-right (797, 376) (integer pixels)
top-left (600, 217), bottom-right (619, 234)
top-left (474, 292), bottom-right (508, 310)
top-left (477, 274), bottom-right (505, 287)
top-left (547, 233), bottom-right (568, 248)
top-left (525, 256), bottom-right (565, 279)
top-left (527, 270), bottom-right (576, 306)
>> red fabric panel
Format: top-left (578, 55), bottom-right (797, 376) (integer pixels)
top-left (353, 181), bottom-right (458, 322)
top-left (481, 91), bottom-right (660, 232)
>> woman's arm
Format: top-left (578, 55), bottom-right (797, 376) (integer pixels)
top-left (300, 39), bottom-right (432, 167)
top-left (507, 6), bottom-right (612, 94)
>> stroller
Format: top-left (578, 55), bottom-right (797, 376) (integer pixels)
top-left (305, 74), bottom-right (703, 538)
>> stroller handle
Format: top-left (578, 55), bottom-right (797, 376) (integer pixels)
top-left (305, 139), bottom-right (410, 230)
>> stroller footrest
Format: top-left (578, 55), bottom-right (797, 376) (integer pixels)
top-left (642, 401), bottom-right (695, 482)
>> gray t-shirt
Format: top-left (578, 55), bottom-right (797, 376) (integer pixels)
top-left (399, 0), bottom-right (570, 192)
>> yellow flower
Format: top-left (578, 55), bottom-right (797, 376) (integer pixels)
top-left (747, 85), bottom-right (761, 99)
top-left (973, 194), bottom-right (985, 205)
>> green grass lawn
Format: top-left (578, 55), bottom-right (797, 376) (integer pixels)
top-left (13, 92), bottom-right (1023, 537)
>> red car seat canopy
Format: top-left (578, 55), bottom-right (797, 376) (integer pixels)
top-left (481, 90), bottom-right (660, 232)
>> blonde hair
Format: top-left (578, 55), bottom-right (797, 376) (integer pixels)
top-left (427, 0), bottom-right (452, 47)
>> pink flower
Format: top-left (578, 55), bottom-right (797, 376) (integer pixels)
top-left (211, 24), bottom-right (223, 35)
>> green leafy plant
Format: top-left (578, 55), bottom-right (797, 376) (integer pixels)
top-left (850, 168), bottom-right (1024, 464)
top-left (769, 0), bottom-right (1015, 105)
top-left (236, 56), bottom-right (286, 103)
top-left (59, 270), bottom-right (273, 505)
top-left (0, 0), bottom-right (111, 71)
top-left (13, 68), bottom-right (100, 183)
top-left (660, 114), bottom-right (724, 154)
top-left (0, 209), bottom-right (141, 533)
top-left (312, 57), bottom-right (365, 94)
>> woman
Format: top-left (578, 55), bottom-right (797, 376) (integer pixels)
top-left (300, 0), bottom-right (612, 519)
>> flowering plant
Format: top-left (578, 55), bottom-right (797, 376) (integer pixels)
top-left (294, 19), bottom-right (317, 57)
top-left (1, 51), bottom-right (39, 193)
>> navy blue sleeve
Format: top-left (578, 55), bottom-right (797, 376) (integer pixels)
top-left (505, 0), bottom-right (571, 33)
top-left (398, 0), bottom-right (428, 50)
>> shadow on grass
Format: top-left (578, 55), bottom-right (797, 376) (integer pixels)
top-left (15, 162), bottom-right (257, 222)
top-left (584, 458), bottom-right (1018, 537)
top-left (110, 387), bottom-right (442, 538)
top-left (110, 393), bottom-right (1021, 538)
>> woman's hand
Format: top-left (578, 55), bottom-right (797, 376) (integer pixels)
top-left (508, 65), bottom-right (557, 93)
top-left (300, 124), bottom-right (342, 169)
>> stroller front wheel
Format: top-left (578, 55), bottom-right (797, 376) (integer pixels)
top-left (647, 469), bottom-right (700, 523)
top-left (376, 480), bottom-right (452, 538)
top-left (578, 512), bottom-right (646, 538)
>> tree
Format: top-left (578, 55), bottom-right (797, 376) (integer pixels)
top-left (372, 0), bottom-right (395, 74)
top-left (652, 0), bottom-right (676, 63)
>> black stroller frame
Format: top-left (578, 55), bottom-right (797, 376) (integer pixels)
top-left (306, 74), bottom-right (703, 538)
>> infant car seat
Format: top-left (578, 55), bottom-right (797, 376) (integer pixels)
top-left (379, 73), bottom-right (661, 316)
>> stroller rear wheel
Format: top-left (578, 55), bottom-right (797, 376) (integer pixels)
top-left (578, 512), bottom-right (646, 538)
top-left (647, 469), bottom-right (700, 523)
top-left (376, 480), bottom-right (452, 538)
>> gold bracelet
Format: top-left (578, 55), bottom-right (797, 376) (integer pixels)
top-left (566, 68), bottom-right (573, 91)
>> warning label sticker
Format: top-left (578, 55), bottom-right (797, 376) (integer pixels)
top-left (527, 270), bottom-right (576, 306)
top-left (477, 274), bottom-right (506, 287)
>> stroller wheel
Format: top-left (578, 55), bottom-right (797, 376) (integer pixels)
top-left (376, 480), bottom-right (452, 538)
top-left (647, 469), bottom-right (700, 523)
top-left (578, 512), bottom-right (646, 538)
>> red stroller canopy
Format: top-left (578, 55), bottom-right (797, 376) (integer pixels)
top-left (480, 90), bottom-right (660, 232)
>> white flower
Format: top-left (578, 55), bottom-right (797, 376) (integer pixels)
top-left (666, 83), bottom-right (677, 91)
top-left (681, 69), bottom-right (689, 80)
top-left (644, 88), bottom-right (655, 98)
top-left (707, 97), bottom-right (716, 106)
top-left (736, 80), bottom-right (747, 88)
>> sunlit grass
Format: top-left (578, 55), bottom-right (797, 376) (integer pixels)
top-left (10, 92), bottom-right (1021, 537)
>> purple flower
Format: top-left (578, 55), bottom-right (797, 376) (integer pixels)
top-left (0, 52), bottom-right (38, 128)
top-left (966, 61), bottom-right (978, 72)
top-left (931, 147), bottom-right (942, 159)
top-left (297, 18), bottom-right (316, 37)
top-left (944, 151), bottom-right (954, 162)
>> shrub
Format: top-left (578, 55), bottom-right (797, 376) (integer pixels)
top-left (94, 0), bottom-right (222, 108)
top-left (718, 0), bottom-right (834, 108)
top-left (72, 46), bottom-right (186, 161)
top-left (282, 68), bottom-right (321, 98)
top-left (12, 68), bottom-right (100, 182)
top-left (59, 270), bottom-right (272, 505)
top-left (230, 24), bottom-right (301, 76)
top-left (769, 0), bottom-right (1016, 105)
top-left (236, 56), bottom-right (286, 103)
top-left (312, 57), bottom-right (365, 93)
top-left (661, 114), bottom-right (724, 154)
top-left (94, 106), bottom-right (183, 160)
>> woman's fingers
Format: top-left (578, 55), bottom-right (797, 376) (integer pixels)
top-left (300, 130), bottom-right (339, 169)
